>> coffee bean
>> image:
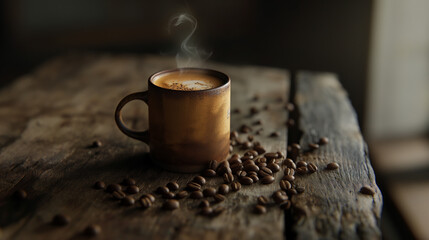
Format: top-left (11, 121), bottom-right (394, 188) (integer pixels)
top-left (203, 169), bottom-right (217, 177)
top-left (239, 124), bottom-right (252, 133)
top-left (296, 166), bottom-right (308, 175)
top-left (255, 157), bottom-right (267, 164)
top-left (286, 119), bottom-right (295, 127)
top-left (52, 214), bottom-right (70, 226)
top-left (270, 132), bottom-right (280, 137)
top-left (241, 141), bottom-right (252, 149)
top-left (216, 161), bottom-right (231, 175)
top-left (163, 199), bottom-right (180, 210)
top-left (291, 143), bottom-right (301, 158)
top-left (319, 137), bottom-right (329, 145)
top-left (166, 182), bottom-right (180, 191)
top-left (244, 163), bottom-right (259, 172)
top-left (239, 176), bottom-right (254, 185)
top-left (255, 129), bottom-right (263, 135)
top-left (193, 176), bottom-right (206, 186)
top-left (121, 196), bottom-right (135, 206)
top-left (229, 145), bottom-right (233, 153)
top-left (187, 182), bottom-right (202, 191)
top-left (257, 162), bottom-right (267, 168)
top-left (250, 107), bottom-right (259, 115)
top-left (261, 175), bottom-right (275, 184)
top-left (230, 131), bottom-right (239, 139)
top-left (272, 190), bottom-right (288, 204)
top-left (229, 158), bottom-right (242, 166)
top-left (83, 224), bottom-right (101, 237)
top-left (279, 200), bottom-right (291, 210)
top-left (126, 186), bottom-right (140, 194)
top-left (254, 119), bottom-right (263, 125)
top-left (230, 163), bottom-right (243, 173)
top-left (286, 188), bottom-right (298, 195)
top-left (284, 168), bottom-right (295, 176)
top-left (200, 206), bottom-right (213, 216)
top-left (223, 172), bottom-right (235, 184)
top-left (163, 192), bottom-right (175, 199)
top-left (106, 184), bottom-right (122, 193)
top-left (93, 181), bottom-right (106, 190)
top-left (231, 182), bottom-right (242, 191)
top-left (242, 158), bottom-right (254, 165)
top-left (208, 160), bottom-right (219, 170)
top-left (121, 178), bottom-right (136, 186)
top-left (277, 151), bottom-right (285, 159)
top-left (267, 163), bottom-right (280, 173)
top-left (309, 143), bottom-right (319, 150)
top-left (175, 191), bottom-right (189, 199)
top-left (232, 108), bottom-right (241, 114)
top-left (91, 140), bottom-right (102, 148)
top-left (112, 190), bottom-right (126, 200)
top-left (286, 103), bottom-right (295, 112)
top-left (296, 161), bottom-right (307, 168)
top-left (360, 185), bottom-right (375, 195)
top-left (259, 167), bottom-right (273, 177)
top-left (296, 186), bottom-right (305, 193)
top-left (13, 189), bottom-right (28, 200)
top-left (140, 197), bottom-right (152, 209)
top-left (190, 191), bottom-right (204, 199)
top-left (254, 205), bottom-right (267, 214)
top-left (244, 150), bottom-right (258, 157)
top-left (307, 163), bottom-right (318, 173)
top-left (199, 200), bottom-right (210, 208)
top-left (253, 145), bottom-right (266, 155)
top-left (141, 194), bottom-right (155, 203)
top-left (238, 170), bottom-right (247, 178)
top-left (257, 196), bottom-right (269, 205)
top-left (280, 180), bottom-right (292, 190)
top-left (284, 159), bottom-right (296, 169)
top-left (248, 135), bottom-right (254, 142)
top-left (213, 194), bottom-right (226, 203)
top-left (327, 162), bottom-right (339, 170)
top-left (218, 184), bottom-right (230, 195)
top-left (264, 152), bottom-right (279, 160)
top-left (283, 174), bottom-right (295, 182)
top-left (249, 175), bottom-right (259, 182)
top-left (212, 207), bottom-right (225, 216)
top-left (156, 186), bottom-right (170, 195)
top-left (203, 187), bottom-right (217, 197)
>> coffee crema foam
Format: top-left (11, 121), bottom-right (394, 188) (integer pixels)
top-left (153, 72), bottom-right (223, 91)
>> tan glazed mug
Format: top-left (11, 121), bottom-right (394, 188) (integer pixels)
top-left (115, 68), bottom-right (230, 173)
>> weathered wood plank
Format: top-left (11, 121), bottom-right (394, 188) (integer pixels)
top-left (0, 54), bottom-right (289, 240)
top-left (290, 72), bottom-right (382, 239)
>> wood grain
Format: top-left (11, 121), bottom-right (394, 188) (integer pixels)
top-left (0, 54), bottom-right (289, 240)
top-left (290, 72), bottom-right (382, 239)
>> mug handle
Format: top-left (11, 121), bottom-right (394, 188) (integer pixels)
top-left (114, 91), bottom-right (149, 144)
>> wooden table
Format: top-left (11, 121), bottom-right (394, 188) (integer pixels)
top-left (0, 54), bottom-right (382, 240)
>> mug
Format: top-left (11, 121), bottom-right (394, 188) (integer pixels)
top-left (115, 68), bottom-right (230, 173)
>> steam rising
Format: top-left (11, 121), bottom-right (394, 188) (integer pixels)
top-left (169, 13), bottom-right (211, 67)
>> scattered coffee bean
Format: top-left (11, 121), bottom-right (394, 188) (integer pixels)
top-left (286, 119), bottom-right (295, 127)
top-left (212, 207), bottom-right (225, 216)
top-left (245, 150), bottom-right (259, 157)
top-left (272, 190), bottom-right (288, 204)
top-left (166, 182), bottom-right (180, 191)
top-left (175, 191), bottom-right (189, 199)
top-left (93, 181), bottom-right (106, 190)
top-left (141, 194), bottom-right (155, 203)
top-left (279, 200), bottom-right (291, 210)
top-left (283, 175), bottom-right (295, 182)
top-left (254, 205), bottom-right (267, 214)
top-left (230, 131), bottom-right (239, 139)
top-left (232, 108), bottom-right (241, 114)
top-left (259, 167), bottom-right (273, 177)
top-left (208, 160), bottom-right (219, 170)
top-left (291, 143), bottom-right (301, 158)
top-left (250, 175), bottom-right (259, 182)
top-left (190, 191), bottom-right (204, 199)
top-left (83, 224), bottom-right (101, 237)
top-left (231, 182), bottom-right (242, 192)
top-left (250, 107), bottom-right (259, 115)
top-left (140, 197), bottom-right (152, 209)
top-left (257, 162), bottom-right (267, 168)
top-left (296, 186), bottom-right (305, 193)
top-left (296, 166), bottom-right (308, 175)
top-left (264, 152), bottom-right (278, 160)
top-left (163, 192), bottom-right (175, 199)
top-left (239, 124), bottom-right (252, 133)
top-left (213, 194), bottom-right (226, 203)
top-left (13, 189), bottom-right (28, 200)
top-left (255, 129), bottom-right (263, 135)
top-left (253, 145), bottom-right (266, 155)
top-left (247, 135), bottom-right (254, 142)
top-left (242, 156), bottom-right (254, 163)
top-left (223, 172), bottom-right (235, 184)
top-left (286, 188), bottom-right (298, 196)
top-left (257, 196), bottom-right (269, 205)
top-left (126, 186), bottom-right (140, 194)
top-left (307, 163), bottom-right (318, 173)
top-left (229, 158), bottom-right (242, 166)
top-left (187, 182), bottom-right (202, 191)
top-left (270, 131), bottom-right (280, 137)
top-left (241, 141), bottom-right (252, 149)
top-left (285, 103), bottom-right (295, 112)
top-left (156, 186), bottom-right (170, 195)
top-left (244, 164), bottom-right (259, 172)
top-left (193, 176), bottom-right (206, 186)
top-left (218, 184), bottom-right (230, 195)
top-left (91, 140), bottom-right (102, 148)
top-left (112, 190), bottom-right (126, 200)
top-left (327, 162), bottom-right (339, 170)
top-left (254, 119), bottom-right (262, 125)
top-left (277, 151), bottom-right (285, 159)
top-left (229, 145), bottom-right (233, 153)
top-left (203, 169), bottom-right (217, 177)
top-left (296, 161), bottom-right (307, 168)
top-left (121, 178), bottom-right (136, 186)
top-left (238, 170), bottom-right (247, 178)
top-left (261, 175), bottom-right (275, 184)
top-left (280, 180), bottom-right (292, 190)
top-left (309, 143), bottom-right (319, 150)
top-left (319, 137), bottom-right (329, 145)
top-left (203, 187), bottom-right (217, 197)
top-left (239, 176), bottom-right (254, 185)
top-left (284, 159), bottom-right (296, 169)
top-left (163, 199), bottom-right (180, 210)
top-left (52, 214), bottom-right (70, 226)
top-left (121, 196), bottom-right (135, 206)
top-left (360, 185), bottom-right (375, 195)
top-left (217, 161), bottom-right (231, 175)
top-left (284, 168), bottom-right (295, 176)
top-left (255, 157), bottom-right (267, 164)
top-left (267, 163), bottom-right (280, 173)
top-left (199, 200), bottom-right (210, 208)
top-left (231, 163), bottom-right (243, 173)
top-left (200, 206), bottom-right (213, 216)
top-left (106, 184), bottom-right (122, 193)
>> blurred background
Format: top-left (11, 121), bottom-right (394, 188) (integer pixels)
top-left (1, 0), bottom-right (428, 239)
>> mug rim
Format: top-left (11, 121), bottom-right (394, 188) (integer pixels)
top-left (148, 68), bottom-right (230, 93)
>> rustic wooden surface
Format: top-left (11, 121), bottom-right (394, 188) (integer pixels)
top-left (289, 72), bottom-right (383, 239)
top-left (0, 54), bottom-right (290, 240)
